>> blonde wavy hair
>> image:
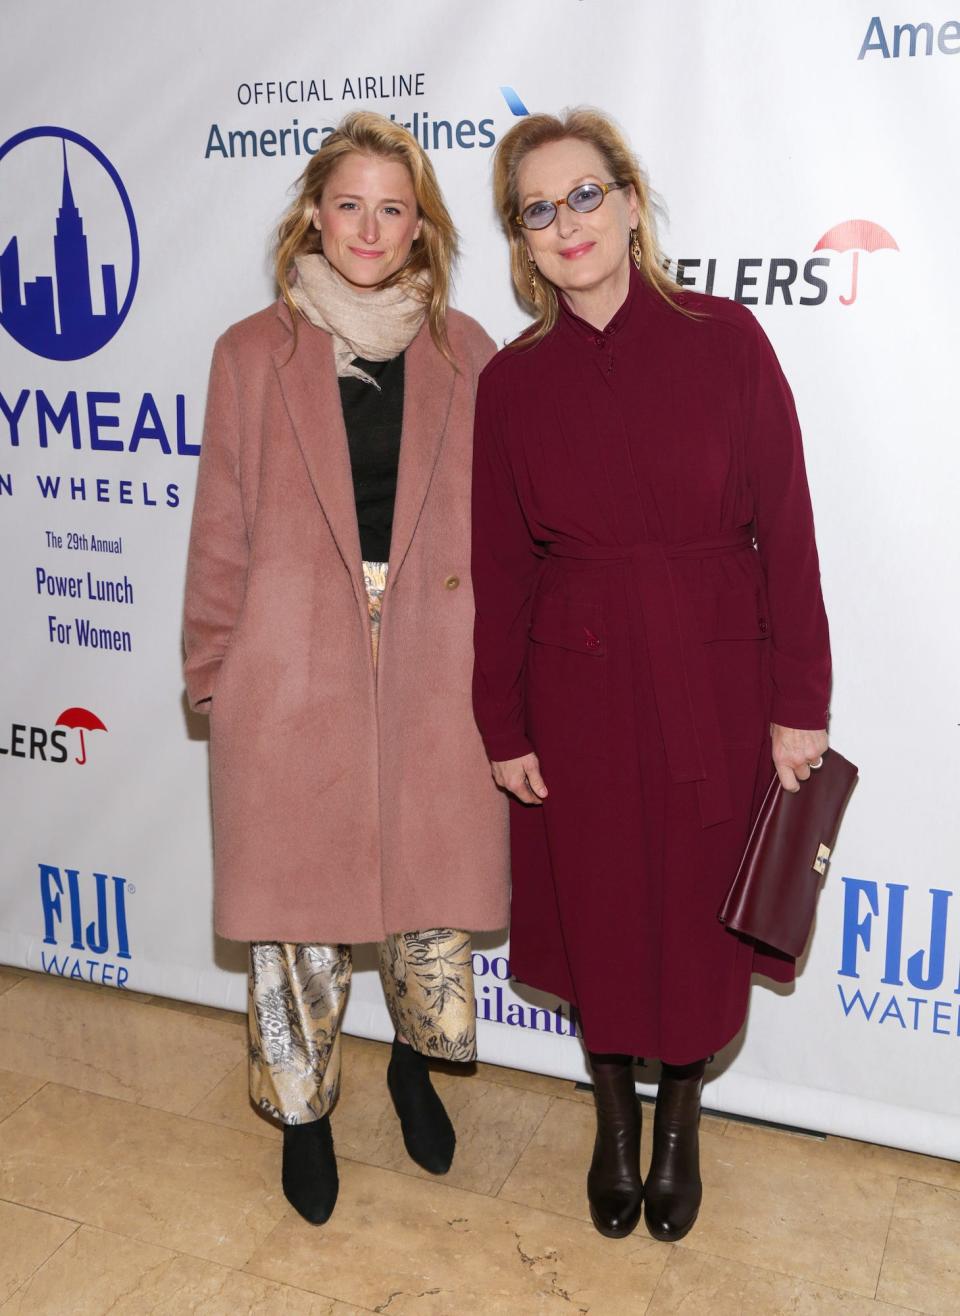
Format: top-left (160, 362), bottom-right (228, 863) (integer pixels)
top-left (493, 108), bottom-right (687, 345)
top-left (275, 111), bottom-right (459, 363)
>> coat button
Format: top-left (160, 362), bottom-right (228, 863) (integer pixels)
top-left (758, 617), bottom-right (768, 633)
top-left (444, 575), bottom-right (460, 590)
top-left (594, 335), bottom-right (606, 348)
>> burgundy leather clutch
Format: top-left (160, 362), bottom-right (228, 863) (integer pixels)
top-left (719, 748), bottom-right (859, 959)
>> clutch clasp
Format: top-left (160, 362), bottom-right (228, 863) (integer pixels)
top-left (813, 842), bottom-right (831, 876)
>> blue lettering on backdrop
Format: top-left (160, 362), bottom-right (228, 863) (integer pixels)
top-left (39, 862), bottom-right (133, 987)
top-left (0, 390), bottom-right (29, 444)
top-left (203, 84), bottom-right (527, 162)
top-left (205, 114), bottom-right (497, 159)
top-left (129, 394), bottom-right (171, 454)
top-left (858, 17), bottom-right (960, 59)
top-left (88, 393), bottom-right (122, 452)
top-left (471, 951), bottom-right (579, 1036)
top-left (836, 876), bottom-right (960, 1037)
top-left (0, 389), bottom-right (198, 456)
top-left (37, 391), bottom-right (80, 446)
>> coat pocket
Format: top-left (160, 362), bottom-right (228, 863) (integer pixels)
top-left (701, 587), bottom-right (772, 744)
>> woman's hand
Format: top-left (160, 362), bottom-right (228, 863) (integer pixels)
top-left (490, 752), bottom-right (549, 805)
top-left (771, 724), bottom-right (829, 792)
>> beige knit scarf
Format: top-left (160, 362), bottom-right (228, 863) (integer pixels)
top-left (290, 252), bottom-right (427, 387)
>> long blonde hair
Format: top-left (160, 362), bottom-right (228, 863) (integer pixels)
top-left (275, 111), bottom-right (459, 363)
top-left (493, 108), bottom-right (686, 345)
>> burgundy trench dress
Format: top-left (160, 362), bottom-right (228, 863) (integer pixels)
top-left (471, 270), bottom-right (831, 1063)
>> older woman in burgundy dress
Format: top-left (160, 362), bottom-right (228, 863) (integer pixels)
top-left (471, 109), bottom-right (830, 1242)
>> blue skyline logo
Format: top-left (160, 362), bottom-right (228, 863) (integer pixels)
top-left (0, 127), bottom-right (139, 361)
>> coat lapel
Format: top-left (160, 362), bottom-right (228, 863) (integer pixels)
top-left (271, 305), bottom-right (365, 601)
top-left (387, 320), bottom-right (456, 586)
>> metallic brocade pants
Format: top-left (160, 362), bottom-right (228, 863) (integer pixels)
top-left (247, 563), bottom-right (477, 1125)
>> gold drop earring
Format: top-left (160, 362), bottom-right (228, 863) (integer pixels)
top-left (631, 228), bottom-right (642, 269)
top-left (527, 253), bottom-right (539, 300)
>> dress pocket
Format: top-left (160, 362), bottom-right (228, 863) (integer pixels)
top-left (701, 587), bottom-right (772, 744)
top-left (529, 596), bottom-right (606, 655)
top-left (526, 595), bottom-right (608, 760)
top-left (703, 586), bottom-right (771, 643)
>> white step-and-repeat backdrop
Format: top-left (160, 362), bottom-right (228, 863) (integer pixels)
top-left (2, 2), bottom-right (958, 1158)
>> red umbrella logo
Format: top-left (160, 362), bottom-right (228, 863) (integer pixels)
top-left (813, 220), bottom-right (899, 306)
top-left (55, 707), bottom-right (108, 765)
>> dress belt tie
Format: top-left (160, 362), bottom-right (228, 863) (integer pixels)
top-left (544, 525), bottom-right (756, 829)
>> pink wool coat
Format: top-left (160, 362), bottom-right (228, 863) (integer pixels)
top-left (183, 300), bottom-right (509, 943)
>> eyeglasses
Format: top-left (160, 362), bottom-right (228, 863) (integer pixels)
top-left (515, 181), bottom-right (627, 231)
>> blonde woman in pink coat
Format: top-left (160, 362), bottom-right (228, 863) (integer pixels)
top-left (183, 112), bottom-right (508, 1224)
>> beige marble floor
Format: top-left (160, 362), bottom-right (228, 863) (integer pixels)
top-left (0, 968), bottom-right (956, 1315)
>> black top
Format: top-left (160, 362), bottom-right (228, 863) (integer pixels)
top-left (338, 353), bottom-right (405, 563)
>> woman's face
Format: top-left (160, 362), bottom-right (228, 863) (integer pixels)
top-left (312, 152), bottom-right (423, 291)
top-left (516, 138), bottom-right (639, 303)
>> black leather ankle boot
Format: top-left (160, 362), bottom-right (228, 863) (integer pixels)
top-left (586, 1051), bottom-right (643, 1239)
top-left (281, 1114), bottom-right (339, 1224)
top-left (386, 1035), bottom-right (456, 1174)
top-left (643, 1059), bottom-right (705, 1242)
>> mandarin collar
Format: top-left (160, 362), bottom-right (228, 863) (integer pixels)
top-left (557, 262), bottom-right (641, 344)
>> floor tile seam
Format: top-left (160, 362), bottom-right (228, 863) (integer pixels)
top-left (707, 1137), bottom-right (925, 1196)
top-left (0, 1060), bottom-right (244, 1119)
top-left (875, 1297), bottom-right (947, 1316)
top-left (0, 1195), bottom-right (83, 1229)
top-left (37, 1222), bottom-right (383, 1316)
top-left (145, 997), bottom-right (246, 1027)
top-left (6, 977), bottom-right (245, 1037)
top-left (280, 1282), bottom-right (378, 1316)
top-left (874, 1173), bottom-right (916, 1305)
top-left (637, 1244), bottom-right (672, 1313)
top-left (9, 1073), bottom-right (268, 1138)
top-left (495, 1178), bottom-right (588, 1221)
top-left (7, 1207), bottom-right (289, 1279)
top-left (477, 1068), bottom-right (583, 1102)
top-left (188, 1115), bottom-right (279, 1145)
top-left (1, 1213), bottom-right (81, 1306)
top-left (788, 1135), bottom-right (960, 1190)
top-left (0, 1047), bottom-right (167, 1106)
top-left (673, 1235), bottom-right (886, 1301)
top-left (238, 1238), bottom-right (396, 1315)
top-left (871, 1282), bottom-right (949, 1316)
top-left (326, 1147), bottom-right (557, 1203)
top-left (812, 1145), bottom-right (960, 1191)
top-left (886, 1168), bottom-right (960, 1196)
top-left (184, 1057), bottom-right (249, 1120)
top-left (486, 1094), bottom-right (559, 1197)
top-left (0, 1077), bottom-right (51, 1127)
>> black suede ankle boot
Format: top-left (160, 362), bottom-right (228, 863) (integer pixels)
top-left (281, 1114), bottom-right (339, 1225)
top-left (586, 1051), bottom-right (644, 1239)
top-left (386, 1035), bottom-right (455, 1174)
top-left (643, 1059), bottom-right (705, 1242)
